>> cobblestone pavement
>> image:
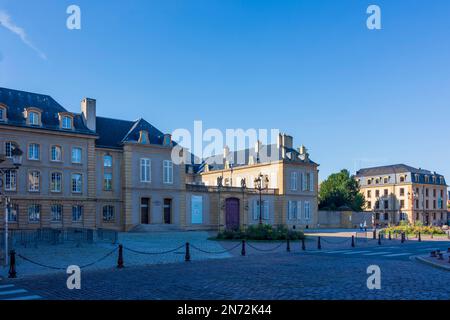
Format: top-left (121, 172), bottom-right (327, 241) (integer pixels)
top-left (3, 249), bottom-right (450, 300)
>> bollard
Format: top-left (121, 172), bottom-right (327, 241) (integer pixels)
top-left (373, 230), bottom-right (376, 240)
top-left (286, 238), bottom-right (291, 252)
top-left (117, 244), bottom-right (124, 269)
top-left (430, 251), bottom-right (436, 258)
top-left (448, 256), bottom-right (450, 264)
top-left (185, 242), bottom-right (191, 262)
top-left (301, 238), bottom-right (306, 251)
top-left (438, 253), bottom-right (444, 260)
top-left (447, 248), bottom-right (450, 253)
top-left (418, 232), bottom-right (422, 242)
top-left (401, 233), bottom-right (405, 244)
top-left (318, 237), bottom-right (322, 250)
top-left (351, 235), bottom-right (355, 248)
top-left (431, 233), bottom-right (434, 239)
top-left (241, 240), bottom-right (246, 256)
top-left (8, 250), bottom-right (17, 279)
top-left (378, 233), bottom-right (381, 245)
top-left (388, 232), bottom-right (392, 241)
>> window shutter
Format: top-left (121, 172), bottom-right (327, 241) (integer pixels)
top-left (302, 173), bottom-right (307, 191)
top-left (252, 200), bottom-right (258, 220)
top-left (309, 172), bottom-right (314, 191)
top-left (297, 201), bottom-right (302, 220)
top-left (263, 201), bottom-right (269, 220)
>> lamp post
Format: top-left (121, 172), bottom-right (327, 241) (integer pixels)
top-left (254, 173), bottom-right (269, 225)
top-left (217, 176), bottom-right (223, 231)
top-left (241, 178), bottom-right (247, 228)
top-left (1, 146), bottom-right (23, 266)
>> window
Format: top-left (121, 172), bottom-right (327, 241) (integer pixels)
top-left (5, 170), bottom-right (17, 191)
top-left (7, 204), bottom-right (18, 222)
top-left (103, 206), bottom-right (115, 222)
top-left (0, 107), bottom-right (5, 121)
top-left (400, 200), bottom-right (405, 209)
top-left (367, 201), bottom-right (372, 209)
top-left (425, 189), bottom-right (429, 197)
top-left (5, 142), bottom-right (15, 158)
top-left (28, 111), bottom-right (39, 125)
top-left (305, 173), bottom-right (313, 191)
top-left (416, 199), bottom-right (420, 209)
top-left (163, 160), bottom-right (173, 184)
top-left (71, 173), bottom-right (82, 193)
top-left (51, 145), bottom-right (62, 162)
top-left (433, 200), bottom-right (436, 209)
top-left (104, 155), bottom-right (113, 167)
top-left (72, 147), bottom-right (82, 163)
top-left (51, 204), bottom-right (62, 222)
top-left (384, 200), bottom-right (389, 209)
top-left (51, 172), bottom-right (62, 192)
top-left (28, 143), bottom-right (40, 160)
top-left (29, 171), bottom-right (40, 192)
top-left (367, 190), bottom-right (372, 198)
top-left (290, 172), bottom-right (298, 191)
top-left (424, 176), bottom-right (430, 183)
top-left (140, 158), bottom-right (151, 182)
top-left (62, 116), bottom-right (72, 129)
top-left (253, 200), bottom-right (269, 220)
top-left (304, 202), bottom-right (311, 220)
top-left (426, 200), bottom-right (429, 209)
top-left (433, 189), bottom-right (437, 198)
top-left (375, 190), bottom-right (380, 198)
top-left (384, 189), bottom-right (388, 196)
top-left (288, 201), bottom-right (297, 220)
top-left (384, 177), bottom-right (389, 184)
top-left (28, 204), bottom-right (41, 222)
top-left (400, 188), bottom-right (405, 196)
top-left (367, 179), bottom-right (372, 185)
top-left (72, 205), bottom-right (83, 222)
top-left (104, 173), bottom-right (112, 191)
top-left (375, 201), bottom-right (380, 209)
top-left (400, 176), bottom-right (405, 183)
top-left (400, 212), bottom-right (407, 221)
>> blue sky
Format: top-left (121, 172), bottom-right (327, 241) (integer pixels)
top-left (1, 0), bottom-right (449, 182)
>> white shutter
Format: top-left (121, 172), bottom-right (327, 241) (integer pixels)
top-left (309, 172), bottom-right (314, 191)
top-left (252, 200), bottom-right (258, 220)
top-left (302, 173), bottom-right (307, 191)
top-left (297, 201), bottom-right (302, 221)
top-left (263, 200), bottom-right (269, 220)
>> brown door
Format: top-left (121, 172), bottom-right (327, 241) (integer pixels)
top-left (164, 199), bottom-right (172, 224)
top-left (225, 198), bottom-right (240, 230)
top-left (141, 198), bottom-right (150, 224)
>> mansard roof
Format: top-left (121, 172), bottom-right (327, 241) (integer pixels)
top-left (0, 87), bottom-right (94, 135)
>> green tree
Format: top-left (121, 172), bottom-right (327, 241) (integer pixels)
top-left (319, 169), bottom-right (365, 211)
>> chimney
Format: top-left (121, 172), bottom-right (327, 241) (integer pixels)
top-left (282, 134), bottom-right (293, 149)
top-left (223, 145), bottom-right (230, 160)
top-left (81, 98), bottom-right (96, 132)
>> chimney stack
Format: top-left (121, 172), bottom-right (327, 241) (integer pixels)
top-left (81, 98), bottom-right (96, 132)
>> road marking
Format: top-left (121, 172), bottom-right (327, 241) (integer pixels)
top-left (383, 253), bottom-right (412, 257)
top-left (0, 289), bottom-right (28, 296)
top-left (343, 251), bottom-right (371, 255)
top-left (324, 250), bottom-right (354, 254)
top-left (0, 285), bottom-right (15, 289)
top-left (363, 252), bottom-right (392, 256)
top-left (2, 295), bottom-right (42, 301)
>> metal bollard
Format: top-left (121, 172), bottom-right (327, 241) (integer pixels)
top-left (351, 235), bottom-right (355, 248)
top-left (286, 238), bottom-right (291, 252)
top-left (318, 237), bottom-right (322, 250)
top-left (301, 238), bottom-right (306, 251)
top-left (8, 250), bottom-right (17, 279)
top-left (447, 248), bottom-right (450, 253)
top-left (117, 244), bottom-right (124, 269)
top-left (401, 233), bottom-right (405, 244)
top-left (388, 232), bottom-right (392, 240)
top-left (418, 232), bottom-right (422, 242)
top-left (438, 253), bottom-right (444, 260)
top-left (430, 251), bottom-right (436, 258)
top-left (378, 234), bottom-right (381, 245)
top-left (185, 242), bottom-right (191, 262)
top-left (373, 230), bottom-right (376, 240)
top-left (431, 233), bottom-right (434, 239)
top-left (241, 240), bottom-right (246, 256)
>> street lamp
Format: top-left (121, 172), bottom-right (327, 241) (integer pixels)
top-left (254, 173), bottom-right (269, 225)
top-left (1, 145), bottom-right (23, 266)
top-left (217, 176), bottom-right (223, 231)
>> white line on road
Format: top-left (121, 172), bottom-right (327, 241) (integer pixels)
top-left (363, 252), bottom-right (392, 256)
top-left (343, 251), bottom-right (371, 255)
top-left (0, 285), bottom-right (15, 290)
top-left (0, 289), bottom-right (27, 296)
top-left (383, 253), bottom-right (412, 257)
top-left (2, 295), bottom-right (41, 301)
top-left (324, 250), bottom-right (354, 254)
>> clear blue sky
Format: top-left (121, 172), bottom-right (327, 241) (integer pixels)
top-left (1, 0), bottom-right (449, 182)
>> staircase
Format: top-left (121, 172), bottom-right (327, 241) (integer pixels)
top-left (129, 224), bottom-right (184, 233)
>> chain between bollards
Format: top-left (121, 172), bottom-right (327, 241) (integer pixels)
top-left (117, 244), bottom-right (124, 269)
top-left (8, 250), bottom-right (17, 279)
top-left (185, 242), bottom-right (191, 262)
top-left (241, 240), bottom-right (246, 256)
top-left (317, 237), bottom-right (322, 250)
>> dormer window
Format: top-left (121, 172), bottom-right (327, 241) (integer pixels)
top-left (25, 108), bottom-right (42, 126)
top-left (0, 104), bottom-right (7, 121)
top-left (62, 116), bottom-right (72, 129)
top-left (138, 130), bottom-right (149, 144)
top-left (163, 134), bottom-right (172, 147)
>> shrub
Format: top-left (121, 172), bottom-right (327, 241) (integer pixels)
top-left (217, 224), bottom-right (305, 241)
top-left (383, 224), bottom-right (445, 235)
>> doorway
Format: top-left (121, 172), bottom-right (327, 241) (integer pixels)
top-left (164, 199), bottom-right (172, 224)
top-left (225, 198), bottom-right (240, 230)
top-left (141, 198), bottom-right (150, 224)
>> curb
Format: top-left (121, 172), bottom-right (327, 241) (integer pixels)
top-left (414, 255), bottom-right (450, 271)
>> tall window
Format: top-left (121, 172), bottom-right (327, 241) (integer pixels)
top-left (28, 204), bottom-right (41, 222)
top-left (290, 172), bottom-right (297, 191)
top-left (104, 155), bottom-right (113, 167)
top-left (140, 158), bottom-right (151, 182)
top-left (7, 204), bottom-right (18, 222)
top-left (28, 143), bottom-right (40, 160)
top-left (28, 111), bottom-right (39, 125)
top-left (253, 200), bottom-right (269, 220)
top-left (5, 170), bottom-right (17, 191)
top-left (51, 145), bottom-right (62, 162)
top-left (72, 147), bottom-right (82, 163)
top-left (71, 173), bottom-right (82, 193)
top-left (288, 201), bottom-right (297, 220)
top-left (72, 205), bottom-right (83, 222)
top-left (5, 142), bottom-right (16, 158)
top-left (104, 173), bottom-right (112, 191)
top-left (103, 206), bottom-right (115, 222)
top-left (400, 188), bottom-right (405, 196)
top-left (51, 172), bottom-right (62, 192)
top-left (304, 202), bottom-right (311, 220)
top-left (163, 160), bottom-right (173, 184)
top-left (29, 171), bottom-right (40, 192)
top-left (62, 116), bottom-right (72, 129)
top-left (51, 204), bottom-right (62, 222)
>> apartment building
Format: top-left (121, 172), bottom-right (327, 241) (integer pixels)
top-left (0, 87), bottom-right (319, 232)
top-left (356, 164), bottom-right (448, 226)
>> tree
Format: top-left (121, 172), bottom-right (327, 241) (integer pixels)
top-left (319, 169), bottom-right (365, 211)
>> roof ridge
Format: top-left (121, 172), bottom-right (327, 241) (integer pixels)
top-left (0, 87), bottom-right (52, 98)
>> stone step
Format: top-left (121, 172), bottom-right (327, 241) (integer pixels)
top-left (130, 224), bottom-right (183, 233)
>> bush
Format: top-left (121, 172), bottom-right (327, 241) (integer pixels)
top-left (217, 224), bottom-right (304, 241)
top-left (383, 224), bottom-right (445, 236)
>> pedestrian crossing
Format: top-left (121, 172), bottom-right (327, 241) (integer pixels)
top-left (0, 284), bottom-right (42, 300)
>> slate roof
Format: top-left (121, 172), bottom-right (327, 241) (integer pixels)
top-left (356, 164), bottom-right (435, 177)
top-left (0, 87), bottom-right (94, 135)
